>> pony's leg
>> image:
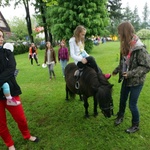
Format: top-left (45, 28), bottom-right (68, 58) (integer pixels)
top-left (93, 96), bottom-right (98, 117)
top-left (79, 94), bottom-right (83, 101)
top-left (83, 96), bottom-right (89, 118)
top-left (65, 85), bottom-right (69, 101)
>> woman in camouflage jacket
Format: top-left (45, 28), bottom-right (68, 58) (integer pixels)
top-left (112, 21), bottom-right (150, 133)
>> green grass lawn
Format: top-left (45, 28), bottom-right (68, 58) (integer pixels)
top-left (0, 41), bottom-right (150, 150)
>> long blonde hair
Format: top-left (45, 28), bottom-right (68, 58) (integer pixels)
top-left (73, 25), bottom-right (86, 46)
top-left (118, 21), bottom-right (135, 56)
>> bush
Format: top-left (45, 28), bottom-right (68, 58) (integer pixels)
top-left (137, 29), bottom-right (150, 39)
top-left (85, 38), bottom-right (94, 53)
top-left (13, 44), bottom-right (29, 55)
top-left (39, 44), bottom-right (45, 50)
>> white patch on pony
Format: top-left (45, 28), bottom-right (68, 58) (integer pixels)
top-left (3, 43), bottom-right (14, 52)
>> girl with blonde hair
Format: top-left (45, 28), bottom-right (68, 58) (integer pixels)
top-left (69, 25), bottom-right (111, 79)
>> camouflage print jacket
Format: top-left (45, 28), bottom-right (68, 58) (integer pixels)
top-left (113, 46), bottom-right (150, 86)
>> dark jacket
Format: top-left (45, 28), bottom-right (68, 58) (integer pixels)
top-left (113, 46), bottom-right (150, 86)
top-left (0, 47), bottom-right (22, 100)
top-left (44, 49), bottom-right (57, 64)
top-left (58, 47), bottom-right (69, 61)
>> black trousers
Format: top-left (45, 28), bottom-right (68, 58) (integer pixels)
top-left (29, 54), bottom-right (38, 65)
top-left (77, 56), bottom-right (102, 73)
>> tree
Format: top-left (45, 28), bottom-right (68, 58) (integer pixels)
top-left (122, 4), bottom-right (134, 21)
top-left (107, 0), bottom-right (123, 36)
top-left (141, 2), bottom-right (150, 29)
top-left (122, 5), bottom-right (142, 32)
top-left (8, 17), bottom-right (28, 41)
top-left (137, 29), bottom-right (150, 39)
top-left (131, 6), bottom-right (141, 32)
top-left (34, 0), bottom-right (58, 43)
top-left (0, 0), bottom-right (10, 6)
top-left (0, 0), bottom-right (34, 43)
top-left (107, 0), bottom-right (123, 20)
top-left (37, 0), bottom-right (49, 41)
top-left (48, 0), bottom-right (109, 41)
top-left (14, 0), bottom-right (34, 42)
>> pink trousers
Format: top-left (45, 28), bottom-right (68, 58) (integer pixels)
top-left (0, 96), bottom-right (31, 147)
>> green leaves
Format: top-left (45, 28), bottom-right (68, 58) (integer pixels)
top-left (48, 0), bottom-right (109, 41)
top-left (137, 29), bottom-right (150, 39)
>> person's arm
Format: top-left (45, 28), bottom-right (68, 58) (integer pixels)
top-left (127, 49), bottom-right (150, 78)
top-left (69, 38), bottom-right (83, 62)
top-left (58, 48), bottom-right (60, 61)
top-left (112, 53), bottom-right (122, 75)
top-left (112, 64), bottom-right (122, 75)
top-left (44, 50), bottom-right (47, 64)
top-left (0, 50), bottom-right (16, 87)
top-left (35, 47), bottom-right (38, 55)
top-left (29, 47), bottom-right (32, 55)
top-left (53, 50), bottom-right (57, 64)
top-left (66, 47), bottom-right (69, 61)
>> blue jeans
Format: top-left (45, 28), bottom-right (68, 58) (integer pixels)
top-left (118, 80), bottom-right (143, 124)
top-left (60, 59), bottom-right (67, 76)
top-left (47, 63), bottom-right (55, 78)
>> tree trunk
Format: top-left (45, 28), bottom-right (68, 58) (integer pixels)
top-left (39, 1), bottom-right (48, 42)
top-left (24, 0), bottom-right (34, 43)
top-left (39, 0), bottom-right (53, 43)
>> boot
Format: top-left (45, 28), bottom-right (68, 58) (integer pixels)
top-left (125, 123), bottom-right (139, 133)
top-left (114, 115), bottom-right (124, 126)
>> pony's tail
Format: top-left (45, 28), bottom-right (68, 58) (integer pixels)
top-left (65, 85), bottom-right (76, 100)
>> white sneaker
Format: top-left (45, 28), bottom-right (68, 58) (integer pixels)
top-left (7, 98), bottom-right (21, 106)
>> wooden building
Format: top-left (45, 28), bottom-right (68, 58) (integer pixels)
top-left (0, 11), bottom-right (11, 37)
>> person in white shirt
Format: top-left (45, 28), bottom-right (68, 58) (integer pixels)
top-left (69, 25), bottom-right (111, 79)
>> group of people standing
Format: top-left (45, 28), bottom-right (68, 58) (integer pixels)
top-left (29, 40), bottom-right (69, 80)
top-left (1, 21), bottom-right (150, 149)
top-left (43, 40), bottom-right (69, 80)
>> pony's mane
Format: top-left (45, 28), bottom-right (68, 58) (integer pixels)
top-left (81, 66), bottom-right (112, 88)
top-left (82, 66), bottom-right (100, 85)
